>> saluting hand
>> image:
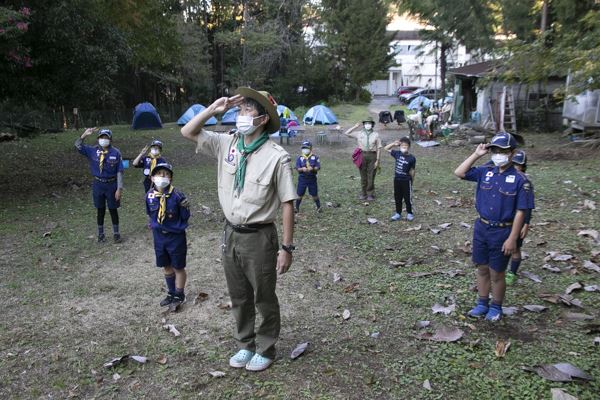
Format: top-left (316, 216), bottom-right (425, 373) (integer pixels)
top-left (140, 144), bottom-right (150, 154)
top-left (210, 95), bottom-right (244, 115)
top-left (474, 143), bottom-right (489, 157)
top-left (81, 127), bottom-right (97, 138)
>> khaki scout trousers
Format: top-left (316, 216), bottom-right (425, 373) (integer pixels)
top-left (222, 223), bottom-right (280, 359)
top-left (359, 151), bottom-right (378, 196)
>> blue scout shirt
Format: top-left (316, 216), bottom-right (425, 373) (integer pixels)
top-left (464, 164), bottom-right (533, 223)
top-left (295, 154), bottom-right (320, 180)
top-left (523, 176), bottom-right (535, 224)
top-left (146, 186), bottom-right (190, 234)
top-left (390, 150), bottom-right (416, 180)
top-left (77, 144), bottom-right (123, 178)
top-left (135, 156), bottom-right (168, 177)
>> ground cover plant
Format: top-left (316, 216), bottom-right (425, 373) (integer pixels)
top-left (0, 116), bottom-right (598, 399)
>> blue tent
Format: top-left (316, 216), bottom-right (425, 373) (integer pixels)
top-left (277, 105), bottom-right (299, 124)
top-left (303, 105), bottom-right (337, 125)
top-left (407, 96), bottom-right (432, 111)
top-left (177, 104), bottom-right (217, 126)
top-left (221, 106), bottom-right (239, 125)
top-left (132, 102), bottom-right (162, 130)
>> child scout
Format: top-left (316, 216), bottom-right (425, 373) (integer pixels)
top-left (454, 132), bottom-right (534, 322)
top-left (181, 87), bottom-right (297, 372)
top-left (75, 127), bottom-right (124, 243)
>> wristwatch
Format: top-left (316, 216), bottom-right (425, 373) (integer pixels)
top-left (281, 244), bottom-right (296, 254)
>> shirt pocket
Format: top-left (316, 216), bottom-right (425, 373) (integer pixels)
top-left (242, 168), bottom-right (274, 205)
top-left (499, 183), bottom-right (518, 196)
top-left (479, 181), bottom-right (493, 190)
top-left (147, 202), bottom-right (159, 213)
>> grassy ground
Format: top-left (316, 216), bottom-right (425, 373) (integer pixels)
top-left (0, 116), bottom-right (599, 399)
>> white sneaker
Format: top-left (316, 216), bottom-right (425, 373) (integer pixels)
top-left (245, 353), bottom-right (274, 372)
top-left (406, 213), bottom-right (415, 221)
top-left (229, 349), bottom-right (255, 368)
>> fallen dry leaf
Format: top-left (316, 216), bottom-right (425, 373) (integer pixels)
top-left (208, 370), bottom-right (226, 378)
top-left (583, 260), bottom-right (600, 273)
top-left (129, 355), bottom-right (147, 364)
top-left (423, 379), bottom-right (432, 390)
top-left (162, 324), bottom-right (181, 337)
top-left (594, 337), bottom-right (600, 346)
top-left (495, 340), bottom-right (511, 358)
top-left (438, 223), bottom-right (452, 229)
top-left (193, 292), bottom-right (209, 305)
top-left (333, 273), bottom-right (343, 283)
top-left (562, 312), bottom-right (594, 321)
top-left (431, 303), bottom-right (456, 315)
top-left (388, 260), bottom-right (406, 268)
top-left (419, 325), bottom-right (464, 342)
top-left (103, 355), bottom-right (128, 369)
top-left (217, 301), bottom-right (232, 310)
top-left (583, 199), bottom-right (596, 210)
top-left (540, 293), bottom-right (583, 307)
top-left (523, 305), bottom-right (547, 313)
top-left (404, 224), bottom-right (422, 232)
top-left (290, 342), bottom-right (309, 359)
top-left (502, 306), bottom-right (519, 316)
top-left (430, 228), bottom-right (441, 234)
top-left (551, 388), bottom-right (578, 400)
top-left (584, 284), bottom-right (599, 292)
top-left (578, 229), bottom-right (600, 243)
top-left (522, 271), bottom-right (542, 283)
top-left (367, 217), bottom-right (378, 224)
top-left (565, 282), bottom-right (583, 295)
top-left (112, 373), bottom-right (121, 381)
top-left (156, 355), bottom-right (168, 365)
top-left (553, 254), bottom-right (574, 262)
top-left (342, 309), bottom-right (351, 320)
top-left (415, 320), bottom-right (430, 329)
top-left (542, 264), bottom-right (561, 273)
top-left (343, 282), bottom-right (359, 293)
top-left (460, 222), bottom-right (471, 229)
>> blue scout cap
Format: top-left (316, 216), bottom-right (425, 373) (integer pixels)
top-left (151, 139), bottom-right (163, 148)
top-left (151, 162), bottom-right (173, 176)
top-left (512, 150), bottom-right (527, 165)
top-left (301, 140), bottom-right (312, 148)
top-left (97, 129), bottom-right (112, 139)
top-left (488, 131), bottom-right (517, 149)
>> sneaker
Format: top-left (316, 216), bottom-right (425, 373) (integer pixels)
top-left (406, 213), bottom-right (414, 221)
top-left (113, 233), bottom-right (122, 243)
top-left (366, 195), bottom-right (375, 201)
top-left (467, 299), bottom-right (489, 318)
top-left (160, 294), bottom-right (174, 307)
top-left (229, 349), bottom-right (255, 368)
top-left (170, 293), bottom-right (185, 308)
top-left (97, 234), bottom-right (106, 243)
top-left (505, 271), bottom-right (517, 286)
top-left (485, 304), bottom-right (503, 322)
top-left (245, 353), bottom-right (274, 372)
top-left (390, 213), bottom-right (402, 221)
top-left (358, 194), bottom-right (367, 200)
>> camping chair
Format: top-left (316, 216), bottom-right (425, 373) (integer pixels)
top-left (316, 131), bottom-right (328, 145)
top-left (328, 126), bottom-right (343, 144)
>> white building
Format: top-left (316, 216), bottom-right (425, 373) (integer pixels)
top-left (366, 15), bottom-right (473, 96)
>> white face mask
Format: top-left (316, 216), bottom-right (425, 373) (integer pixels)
top-left (400, 146), bottom-right (409, 153)
top-left (302, 148), bottom-right (311, 155)
top-left (491, 153), bottom-right (510, 167)
top-left (153, 176), bottom-right (170, 190)
top-left (98, 138), bottom-right (110, 148)
top-left (236, 115), bottom-right (261, 136)
top-left (364, 123), bottom-right (373, 131)
top-left (150, 148), bottom-right (160, 156)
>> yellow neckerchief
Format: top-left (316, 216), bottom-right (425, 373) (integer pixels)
top-left (153, 186), bottom-right (173, 224)
top-left (99, 147), bottom-right (109, 173)
top-left (302, 152), bottom-right (312, 167)
top-left (148, 151), bottom-right (161, 173)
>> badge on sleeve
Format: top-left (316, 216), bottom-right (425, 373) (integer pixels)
top-left (523, 182), bottom-right (531, 191)
top-left (506, 175), bottom-right (515, 183)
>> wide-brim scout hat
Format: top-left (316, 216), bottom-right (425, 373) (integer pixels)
top-left (362, 116), bottom-right (375, 125)
top-left (301, 140), bottom-right (312, 148)
top-left (488, 131), bottom-right (517, 149)
top-left (151, 139), bottom-right (163, 148)
top-left (512, 150), bottom-right (527, 165)
top-left (235, 87), bottom-right (280, 134)
top-left (98, 128), bottom-right (113, 139)
top-left (151, 162), bottom-right (173, 176)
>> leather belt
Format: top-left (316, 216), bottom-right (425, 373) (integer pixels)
top-left (480, 217), bottom-right (513, 228)
top-left (94, 176), bottom-right (116, 183)
top-left (226, 219), bottom-right (273, 233)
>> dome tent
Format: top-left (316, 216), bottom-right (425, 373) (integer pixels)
top-left (132, 102), bottom-right (162, 130)
top-left (302, 105), bottom-right (337, 125)
top-left (177, 104), bottom-right (217, 126)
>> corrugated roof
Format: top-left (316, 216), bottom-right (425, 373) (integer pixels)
top-left (389, 30), bottom-right (421, 41)
top-left (447, 60), bottom-right (498, 78)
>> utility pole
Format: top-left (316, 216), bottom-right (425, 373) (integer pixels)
top-left (540, 0), bottom-right (548, 33)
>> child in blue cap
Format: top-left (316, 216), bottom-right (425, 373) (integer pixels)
top-left (454, 132), bottom-right (534, 321)
top-left (505, 150), bottom-right (535, 285)
top-left (295, 141), bottom-right (321, 213)
top-left (146, 162), bottom-right (191, 308)
top-left (75, 127), bottom-right (124, 243)
top-left (133, 139), bottom-right (168, 193)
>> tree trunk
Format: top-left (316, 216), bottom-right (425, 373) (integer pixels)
top-left (540, 0), bottom-right (548, 33)
top-left (440, 42), bottom-right (449, 97)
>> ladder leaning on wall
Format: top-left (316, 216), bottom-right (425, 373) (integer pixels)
top-left (499, 86), bottom-right (517, 133)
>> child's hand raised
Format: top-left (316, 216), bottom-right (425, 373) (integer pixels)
top-left (474, 143), bottom-right (489, 157)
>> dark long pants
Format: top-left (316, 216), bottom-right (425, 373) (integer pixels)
top-left (394, 179), bottom-right (413, 214)
top-left (221, 223), bottom-right (280, 359)
top-left (359, 151), bottom-right (378, 196)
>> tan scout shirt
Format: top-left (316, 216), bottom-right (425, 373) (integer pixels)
top-left (196, 130), bottom-right (298, 225)
top-left (349, 129), bottom-right (382, 152)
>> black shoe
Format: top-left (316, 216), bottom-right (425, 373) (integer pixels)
top-left (160, 294), bottom-right (174, 307)
top-left (316, 207), bottom-right (322, 213)
top-left (171, 293), bottom-right (185, 307)
top-left (113, 233), bottom-right (121, 243)
top-left (98, 234), bottom-right (106, 243)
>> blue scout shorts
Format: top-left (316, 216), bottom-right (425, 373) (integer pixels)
top-left (153, 230), bottom-right (187, 269)
top-left (92, 180), bottom-right (120, 209)
top-left (472, 219), bottom-right (512, 272)
top-left (297, 177), bottom-right (318, 197)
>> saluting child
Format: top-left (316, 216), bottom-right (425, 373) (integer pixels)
top-left (454, 132), bottom-right (534, 322)
top-left (295, 141), bottom-right (321, 213)
top-left (146, 163), bottom-right (190, 308)
top-left (75, 127), bottom-right (124, 243)
top-left (133, 139), bottom-right (167, 193)
top-left (384, 137), bottom-right (416, 221)
top-left (505, 150), bottom-right (535, 285)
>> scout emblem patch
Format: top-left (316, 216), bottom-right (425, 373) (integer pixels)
top-left (506, 175), bottom-right (515, 183)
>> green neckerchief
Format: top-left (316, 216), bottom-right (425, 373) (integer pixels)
top-left (364, 128), bottom-right (373, 149)
top-left (234, 133), bottom-right (269, 194)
